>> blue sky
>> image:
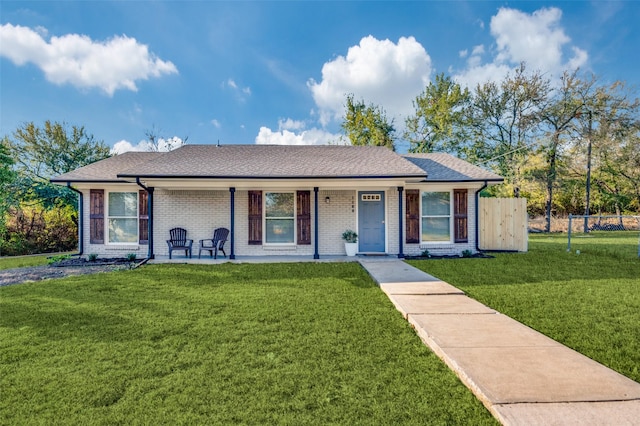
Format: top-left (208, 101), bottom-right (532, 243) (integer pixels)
top-left (1, 1), bottom-right (639, 154)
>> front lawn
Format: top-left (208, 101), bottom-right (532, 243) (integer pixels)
top-left (0, 263), bottom-right (495, 425)
top-left (0, 252), bottom-right (59, 270)
top-left (407, 232), bottom-right (640, 383)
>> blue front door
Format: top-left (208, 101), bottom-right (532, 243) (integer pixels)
top-left (358, 191), bottom-right (385, 253)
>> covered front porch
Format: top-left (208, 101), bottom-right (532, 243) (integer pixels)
top-left (148, 184), bottom-right (409, 260)
top-left (146, 253), bottom-right (397, 265)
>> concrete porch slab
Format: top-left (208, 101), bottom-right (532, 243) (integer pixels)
top-left (386, 294), bottom-right (496, 317)
top-left (148, 255), bottom-right (358, 264)
top-left (359, 259), bottom-right (441, 283)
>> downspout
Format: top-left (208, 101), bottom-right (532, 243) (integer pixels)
top-left (475, 181), bottom-right (488, 252)
top-left (66, 183), bottom-right (83, 256)
top-left (397, 186), bottom-right (404, 258)
top-left (136, 178), bottom-right (154, 260)
top-left (314, 187), bottom-right (319, 259)
top-left (229, 187), bottom-right (235, 260)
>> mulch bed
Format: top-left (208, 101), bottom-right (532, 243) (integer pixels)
top-left (0, 258), bottom-right (139, 287)
top-left (404, 253), bottom-right (495, 260)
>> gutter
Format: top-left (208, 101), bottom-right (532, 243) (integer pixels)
top-left (117, 173), bottom-right (428, 180)
top-left (475, 181), bottom-right (488, 253)
top-left (135, 178), bottom-right (154, 260)
top-left (66, 183), bottom-right (84, 257)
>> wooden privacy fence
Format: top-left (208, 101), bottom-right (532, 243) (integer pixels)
top-left (479, 198), bottom-right (528, 252)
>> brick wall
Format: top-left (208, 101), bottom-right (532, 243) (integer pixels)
top-left (154, 189), bottom-right (229, 256)
top-left (79, 186), bottom-right (148, 259)
top-left (78, 184), bottom-right (482, 259)
top-left (403, 186), bottom-right (478, 256)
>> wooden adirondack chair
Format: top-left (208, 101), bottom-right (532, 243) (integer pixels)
top-left (166, 227), bottom-right (193, 259)
top-left (199, 227), bottom-right (229, 259)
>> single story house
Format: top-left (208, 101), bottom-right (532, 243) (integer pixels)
top-left (51, 144), bottom-right (503, 260)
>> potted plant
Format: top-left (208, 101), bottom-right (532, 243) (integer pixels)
top-left (342, 230), bottom-right (358, 256)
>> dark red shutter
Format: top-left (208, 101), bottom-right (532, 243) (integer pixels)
top-left (454, 189), bottom-right (468, 243)
top-left (90, 189), bottom-right (104, 244)
top-left (297, 191), bottom-right (311, 245)
top-left (248, 190), bottom-right (262, 245)
top-left (405, 189), bottom-right (420, 243)
top-left (139, 190), bottom-right (149, 244)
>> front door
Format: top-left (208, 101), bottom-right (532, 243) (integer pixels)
top-left (358, 191), bottom-right (385, 253)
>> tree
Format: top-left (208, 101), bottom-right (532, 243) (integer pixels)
top-left (0, 139), bottom-right (17, 252)
top-left (144, 125), bottom-right (188, 152)
top-left (468, 63), bottom-right (550, 192)
top-left (569, 78), bottom-right (640, 224)
top-left (7, 121), bottom-right (111, 207)
top-left (538, 70), bottom-right (593, 232)
top-left (341, 94), bottom-right (396, 151)
top-left (404, 73), bottom-right (471, 154)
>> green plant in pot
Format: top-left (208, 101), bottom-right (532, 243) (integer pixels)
top-left (342, 230), bottom-right (358, 256)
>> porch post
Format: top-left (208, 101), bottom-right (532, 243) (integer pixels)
top-left (229, 187), bottom-right (236, 260)
top-left (397, 186), bottom-right (404, 258)
top-left (313, 187), bottom-right (319, 259)
top-left (148, 187), bottom-right (154, 259)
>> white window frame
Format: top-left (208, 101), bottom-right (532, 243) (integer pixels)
top-left (263, 191), bottom-right (296, 245)
top-left (420, 190), bottom-right (453, 244)
top-left (106, 191), bottom-right (139, 244)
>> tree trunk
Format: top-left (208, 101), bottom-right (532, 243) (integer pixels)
top-left (544, 135), bottom-right (559, 233)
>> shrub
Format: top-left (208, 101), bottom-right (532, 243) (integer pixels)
top-left (461, 249), bottom-right (473, 258)
top-left (88, 253), bottom-right (98, 261)
top-left (47, 254), bottom-right (71, 265)
top-left (2, 203), bottom-right (78, 256)
top-left (2, 202), bottom-right (77, 255)
top-left (126, 253), bottom-right (137, 262)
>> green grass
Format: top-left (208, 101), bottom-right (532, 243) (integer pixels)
top-left (0, 253), bottom-right (56, 270)
top-left (407, 231), bottom-right (640, 383)
top-left (0, 263), bottom-right (496, 425)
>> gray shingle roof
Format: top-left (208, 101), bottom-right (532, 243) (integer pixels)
top-left (403, 153), bottom-right (503, 182)
top-left (50, 152), bottom-right (163, 183)
top-left (50, 146), bottom-right (503, 184)
top-left (117, 145), bottom-right (427, 179)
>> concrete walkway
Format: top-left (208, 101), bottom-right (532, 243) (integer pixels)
top-left (358, 259), bottom-right (640, 426)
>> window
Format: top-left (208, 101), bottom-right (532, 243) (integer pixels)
top-left (421, 191), bottom-right (451, 242)
top-left (265, 192), bottom-right (295, 244)
top-left (108, 192), bottom-right (138, 243)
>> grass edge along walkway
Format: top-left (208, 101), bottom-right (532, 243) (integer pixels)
top-left (0, 262), bottom-right (497, 425)
top-left (407, 232), bottom-right (640, 384)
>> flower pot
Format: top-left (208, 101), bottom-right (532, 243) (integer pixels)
top-left (344, 242), bottom-right (358, 257)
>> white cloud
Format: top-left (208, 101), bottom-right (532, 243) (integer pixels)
top-left (224, 78), bottom-right (251, 101)
top-left (0, 23), bottom-right (177, 96)
top-left (454, 7), bottom-right (588, 89)
top-left (255, 126), bottom-right (343, 146)
top-left (307, 35), bottom-right (432, 127)
top-left (111, 139), bottom-right (150, 154)
top-left (492, 7), bottom-right (574, 71)
top-left (110, 136), bottom-right (185, 154)
top-left (455, 63), bottom-right (512, 90)
top-left (471, 45), bottom-right (485, 56)
top-left (278, 118), bottom-right (305, 131)
top-left (256, 36), bottom-right (431, 147)
top-left (211, 119), bottom-right (221, 128)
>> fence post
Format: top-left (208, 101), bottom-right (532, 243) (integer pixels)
top-left (567, 214), bottom-right (572, 252)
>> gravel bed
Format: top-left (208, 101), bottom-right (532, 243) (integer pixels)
top-left (0, 258), bottom-right (138, 287)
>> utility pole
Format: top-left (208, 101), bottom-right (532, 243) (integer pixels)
top-left (583, 110), bottom-right (593, 233)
